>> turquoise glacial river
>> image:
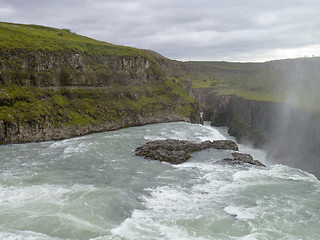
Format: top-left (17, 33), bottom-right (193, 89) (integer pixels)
top-left (0, 122), bottom-right (319, 239)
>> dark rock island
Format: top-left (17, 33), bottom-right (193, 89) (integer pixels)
top-left (135, 139), bottom-right (265, 166)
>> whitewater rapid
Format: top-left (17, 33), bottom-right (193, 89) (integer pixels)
top-left (0, 122), bottom-right (319, 239)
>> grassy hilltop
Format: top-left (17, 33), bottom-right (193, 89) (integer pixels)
top-left (0, 22), bottom-right (199, 143)
top-left (0, 22), bottom-right (146, 56)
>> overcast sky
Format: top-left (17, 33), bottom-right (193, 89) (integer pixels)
top-left (1, 0), bottom-right (320, 62)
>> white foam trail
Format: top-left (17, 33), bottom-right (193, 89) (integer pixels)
top-left (233, 164), bottom-right (319, 183)
top-left (0, 184), bottom-right (97, 207)
top-left (143, 122), bottom-right (226, 143)
top-left (48, 139), bottom-right (73, 149)
top-left (0, 230), bottom-right (63, 240)
top-left (143, 136), bottom-right (166, 141)
top-left (63, 142), bottom-right (93, 155)
top-left (55, 213), bottom-right (108, 233)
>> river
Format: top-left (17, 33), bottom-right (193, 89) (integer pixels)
top-left (0, 122), bottom-right (319, 239)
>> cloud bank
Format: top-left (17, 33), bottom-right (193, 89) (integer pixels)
top-left (1, 0), bottom-right (320, 61)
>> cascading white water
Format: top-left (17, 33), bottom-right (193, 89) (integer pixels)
top-left (0, 122), bottom-right (319, 240)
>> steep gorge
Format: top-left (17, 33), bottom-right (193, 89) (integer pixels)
top-left (193, 88), bottom-right (320, 177)
top-left (2, 22), bottom-right (320, 178)
top-left (193, 89), bottom-right (277, 146)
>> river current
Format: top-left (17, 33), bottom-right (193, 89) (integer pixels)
top-left (0, 122), bottom-right (319, 240)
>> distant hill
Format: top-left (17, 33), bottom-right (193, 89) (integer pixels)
top-left (184, 58), bottom-right (320, 111)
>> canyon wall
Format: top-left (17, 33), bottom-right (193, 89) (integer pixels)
top-left (193, 89), bottom-right (278, 145)
top-left (0, 49), bottom-right (163, 87)
top-left (193, 88), bottom-right (320, 177)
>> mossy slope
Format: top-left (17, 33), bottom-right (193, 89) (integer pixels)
top-left (0, 22), bottom-right (147, 56)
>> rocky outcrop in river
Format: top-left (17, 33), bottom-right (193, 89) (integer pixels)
top-left (136, 139), bottom-right (238, 164)
top-left (135, 139), bottom-right (265, 166)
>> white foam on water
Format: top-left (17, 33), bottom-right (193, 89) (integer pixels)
top-left (0, 184), bottom-right (97, 208)
top-left (46, 138), bottom-right (95, 160)
top-left (0, 184), bottom-right (113, 239)
top-left (111, 153), bottom-right (320, 239)
top-left (110, 181), bottom-right (211, 239)
top-left (110, 161), bottom-right (240, 239)
top-left (233, 232), bottom-right (274, 240)
top-left (2, 122), bottom-right (320, 239)
top-left (143, 122), bottom-right (226, 143)
top-left (0, 230), bottom-right (63, 240)
top-left (63, 142), bottom-right (93, 155)
top-left (54, 212), bottom-right (108, 233)
top-left (223, 205), bottom-right (259, 220)
top-left (233, 164), bottom-right (319, 183)
top-left (196, 125), bottom-right (227, 142)
top-left (111, 209), bottom-right (208, 240)
top-left (48, 138), bottom-right (73, 149)
top-left (143, 135), bottom-right (166, 141)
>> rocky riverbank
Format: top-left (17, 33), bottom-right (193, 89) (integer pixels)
top-left (0, 84), bottom-right (201, 144)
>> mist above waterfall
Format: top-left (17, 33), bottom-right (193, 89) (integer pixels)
top-left (267, 57), bottom-right (320, 177)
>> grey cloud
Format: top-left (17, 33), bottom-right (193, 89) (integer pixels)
top-left (1, 0), bottom-right (320, 61)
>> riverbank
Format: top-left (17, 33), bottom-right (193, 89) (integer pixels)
top-left (0, 84), bottom-right (200, 144)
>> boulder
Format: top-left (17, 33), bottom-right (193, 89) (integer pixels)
top-left (223, 152), bottom-right (265, 167)
top-left (209, 140), bottom-right (239, 151)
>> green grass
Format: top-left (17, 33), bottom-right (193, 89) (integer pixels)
top-left (0, 22), bottom-right (148, 57)
top-left (185, 61), bottom-right (282, 101)
top-left (216, 89), bottom-right (283, 102)
top-left (0, 78), bottom-right (198, 128)
top-left (185, 61), bottom-right (272, 91)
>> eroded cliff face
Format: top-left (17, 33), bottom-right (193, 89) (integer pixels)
top-left (0, 49), bottom-right (160, 87)
top-left (193, 89), bottom-right (278, 146)
top-left (0, 49), bottom-right (200, 144)
top-left (193, 88), bottom-right (320, 177)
